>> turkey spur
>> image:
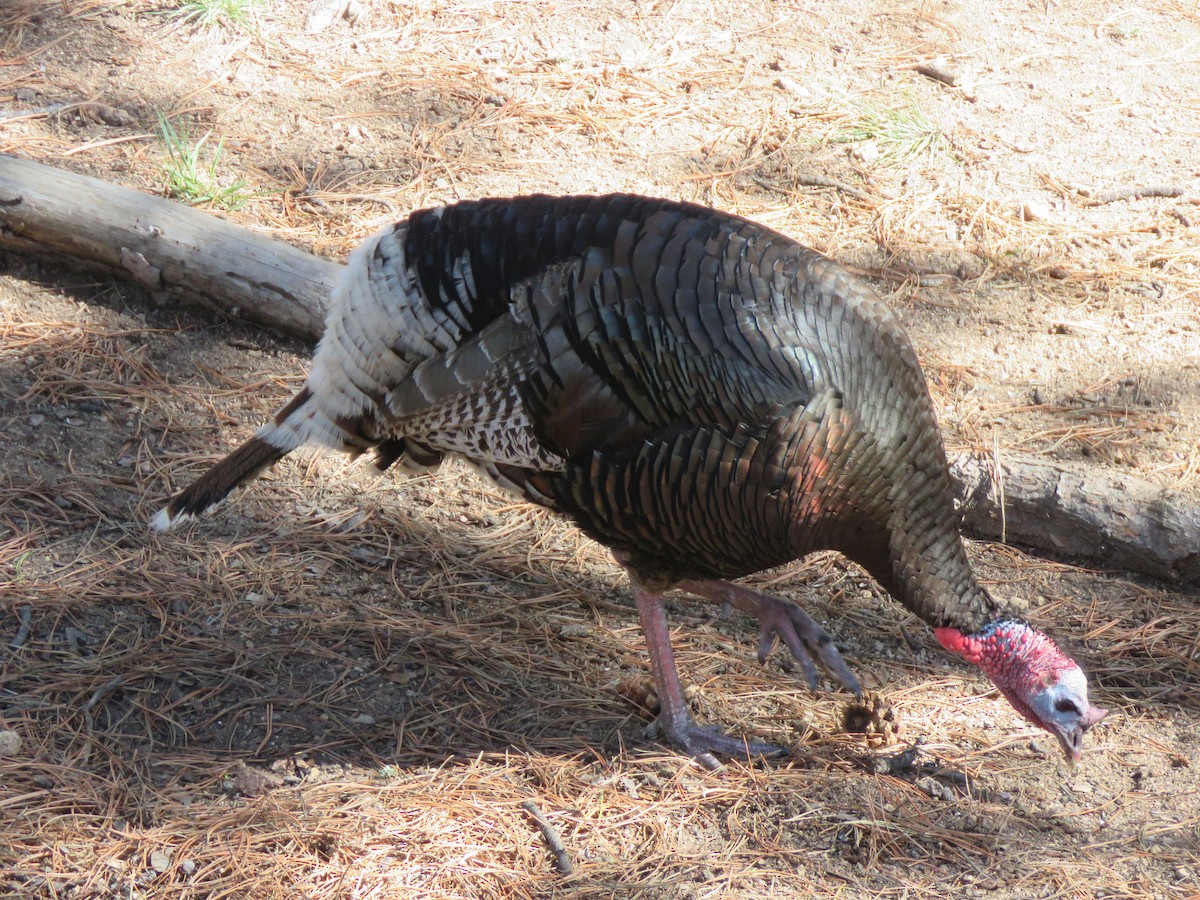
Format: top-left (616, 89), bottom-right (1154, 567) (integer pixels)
top-left (153, 193), bottom-right (1106, 766)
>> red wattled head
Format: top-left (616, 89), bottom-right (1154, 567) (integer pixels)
top-left (936, 620), bottom-right (1108, 763)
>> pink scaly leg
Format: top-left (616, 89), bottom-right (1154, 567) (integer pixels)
top-left (632, 579), bottom-right (787, 768)
top-left (676, 579), bottom-right (862, 697)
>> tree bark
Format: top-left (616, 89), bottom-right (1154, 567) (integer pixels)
top-left (949, 451), bottom-right (1200, 584)
top-left (4, 154), bottom-right (1199, 583)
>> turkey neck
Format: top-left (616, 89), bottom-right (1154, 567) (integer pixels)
top-left (796, 256), bottom-right (999, 635)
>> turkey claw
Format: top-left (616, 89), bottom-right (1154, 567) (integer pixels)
top-left (646, 716), bottom-right (788, 770)
top-left (678, 579), bottom-right (862, 697)
top-left (756, 599), bottom-right (863, 697)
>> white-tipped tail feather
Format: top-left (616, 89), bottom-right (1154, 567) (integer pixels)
top-left (150, 505), bottom-right (181, 532)
top-left (150, 403), bottom-right (314, 531)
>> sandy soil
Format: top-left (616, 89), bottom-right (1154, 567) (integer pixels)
top-left (2, 1), bottom-right (1199, 897)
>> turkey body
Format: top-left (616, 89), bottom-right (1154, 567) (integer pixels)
top-left (154, 194), bottom-right (1106, 765)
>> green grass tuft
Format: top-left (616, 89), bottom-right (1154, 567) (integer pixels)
top-left (158, 114), bottom-right (253, 210)
top-left (171, 0), bottom-right (257, 29)
top-left (833, 93), bottom-right (945, 163)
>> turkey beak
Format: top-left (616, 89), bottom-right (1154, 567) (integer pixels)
top-left (1054, 704), bottom-right (1110, 764)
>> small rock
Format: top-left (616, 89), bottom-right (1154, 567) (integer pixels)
top-left (0, 731), bottom-right (22, 755)
top-left (1020, 199), bottom-right (1052, 221)
top-left (180, 859), bottom-right (196, 876)
top-left (851, 140), bottom-right (880, 164)
top-left (232, 761), bottom-right (282, 797)
top-left (79, 101), bottom-right (135, 127)
top-left (916, 775), bottom-right (954, 801)
top-left (306, 0), bottom-right (362, 32)
top-left (150, 850), bottom-right (170, 874)
top-left (774, 76), bottom-right (812, 101)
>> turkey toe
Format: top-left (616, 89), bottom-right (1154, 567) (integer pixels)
top-left (647, 717), bottom-right (788, 769)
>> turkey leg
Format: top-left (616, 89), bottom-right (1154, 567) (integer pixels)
top-left (632, 579), bottom-right (789, 768)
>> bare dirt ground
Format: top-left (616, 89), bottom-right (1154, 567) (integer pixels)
top-left (2, 1), bottom-right (1200, 897)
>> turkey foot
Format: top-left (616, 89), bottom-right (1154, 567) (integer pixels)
top-left (644, 716), bottom-right (787, 771)
top-left (677, 579), bottom-right (863, 697)
top-left (633, 579), bottom-right (785, 768)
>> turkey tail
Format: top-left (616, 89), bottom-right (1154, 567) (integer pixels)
top-left (151, 434), bottom-right (288, 530)
top-left (151, 386), bottom-right (333, 530)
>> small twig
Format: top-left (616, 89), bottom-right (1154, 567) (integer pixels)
top-left (82, 674), bottom-right (127, 729)
top-left (1167, 208), bottom-right (1193, 228)
top-left (899, 626), bottom-right (923, 654)
top-left (914, 59), bottom-right (959, 88)
top-left (1084, 184), bottom-right (1185, 205)
top-left (794, 173), bottom-right (870, 201)
top-left (992, 428), bottom-right (1006, 545)
top-left (0, 102), bottom-right (69, 120)
top-left (521, 798), bottom-right (574, 876)
top-left (9, 606), bottom-right (33, 651)
top-left (751, 173), bottom-right (869, 202)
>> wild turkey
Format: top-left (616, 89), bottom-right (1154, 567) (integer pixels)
top-left (152, 193), bottom-right (1107, 766)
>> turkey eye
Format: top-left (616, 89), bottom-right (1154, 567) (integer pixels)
top-left (1055, 699), bottom-right (1080, 715)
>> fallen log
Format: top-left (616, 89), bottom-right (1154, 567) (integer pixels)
top-left (0, 153), bottom-right (335, 340)
top-left (3, 153), bottom-right (1199, 583)
top-left (949, 451), bottom-right (1200, 583)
